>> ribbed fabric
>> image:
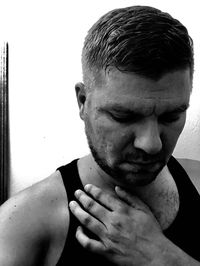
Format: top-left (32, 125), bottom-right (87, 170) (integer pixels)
top-left (164, 156), bottom-right (200, 261)
top-left (56, 156), bottom-right (200, 265)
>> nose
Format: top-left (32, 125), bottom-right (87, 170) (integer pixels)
top-left (133, 119), bottom-right (162, 155)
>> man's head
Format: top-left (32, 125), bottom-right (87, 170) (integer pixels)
top-left (82, 5), bottom-right (194, 87)
top-left (76, 5), bottom-right (194, 187)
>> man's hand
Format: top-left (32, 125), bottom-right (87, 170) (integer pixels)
top-left (69, 184), bottom-right (166, 266)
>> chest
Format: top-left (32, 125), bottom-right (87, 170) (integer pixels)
top-left (150, 188), bottom-right (180, 230)
top-left (135, 168), bottom-right (180, 230)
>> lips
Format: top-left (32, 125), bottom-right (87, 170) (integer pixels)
top-left (125, 160), bottom-right (160, 166)
top-left (127, 161), bottom-right (159, 165)
top-left (120, 161), bottom-right (161, 173)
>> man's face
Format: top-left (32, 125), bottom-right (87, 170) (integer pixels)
top-left (81, 68), bottom-right (191, 187)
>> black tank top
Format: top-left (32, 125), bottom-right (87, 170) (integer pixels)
top-left (56, 156), bottom-right (200, 265)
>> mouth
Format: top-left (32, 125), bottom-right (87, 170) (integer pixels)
top-left (120, 161), bottom-right (161, 173)
top-left (128, 160), bottom-right (160, 166)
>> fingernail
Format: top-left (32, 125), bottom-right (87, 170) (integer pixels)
top-left (74, 189), bottom-right (82, 197)
top-left (84, 184), bottom-right (92, 191)
top-left (69, 200), bottom-right (77, 208)
top-left (115, 186), bottom-right (122, 191)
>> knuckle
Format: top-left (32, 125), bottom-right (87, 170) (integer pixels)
top-left (83, 214), bottom-right (91, 226)
top-left (118, 204), bottom-right (130, 214)
top-left (111, 220), bottom-right (123, 230)
top-left (85, 198), bottom-right (94, 209)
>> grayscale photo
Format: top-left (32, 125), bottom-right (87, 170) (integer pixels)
top-left (0, 0), bottom-right (200, 265)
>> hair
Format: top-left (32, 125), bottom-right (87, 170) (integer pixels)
top-left (82, 5), bottom-right (194, 84)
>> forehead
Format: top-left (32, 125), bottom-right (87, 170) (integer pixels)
top-left (92, 68), bottom-right (191, 114)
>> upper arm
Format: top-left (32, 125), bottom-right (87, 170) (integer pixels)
top-left (177, 158), bottom-right (200, 194)
top-left (0, 171), bottom-right (70, 266)
top-left (0, 192), bottom-right (47, 265)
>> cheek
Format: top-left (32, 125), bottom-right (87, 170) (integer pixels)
top-left (93, 119), bottom-right (129, 153)
top-left (173, 116), bottom-right (187, 139)
top-left (162, 120), bottom-right (186, 153)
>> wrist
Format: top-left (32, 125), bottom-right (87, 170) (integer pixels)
top-left (152, 235), bottom-right (200, 266)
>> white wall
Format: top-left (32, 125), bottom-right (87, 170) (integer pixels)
top-left (0, 0), bottom-right (199, 196)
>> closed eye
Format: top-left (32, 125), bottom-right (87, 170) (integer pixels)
top-left (159, 113), bottom-right (183, 124)
top-left (109, 112), bottom-right (142, 123)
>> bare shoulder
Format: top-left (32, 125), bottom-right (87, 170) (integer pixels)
top-left (177, 158), bottom-right (200, 194)
top-left (0, 170), bottom-right (69, 265)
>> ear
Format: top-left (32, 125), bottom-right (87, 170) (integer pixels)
top-left (75, 82), bottom-right (86, 120)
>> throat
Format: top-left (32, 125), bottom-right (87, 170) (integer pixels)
top-left (133, 166), bottom-right (180, 230)
top-left (78, 155), bottom-right (180, 231)
top-left (77, 155), bottom-right (119, 191)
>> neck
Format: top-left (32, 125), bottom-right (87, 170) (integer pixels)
top-left (77, 154), bottom-right (170, 196)
top-left (78, 154), bottom-right (117, 192)
top-left (77, 154), bottom-right (179, 230)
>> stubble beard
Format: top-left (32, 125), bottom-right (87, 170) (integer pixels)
top-left (85, 128), bottom-right (164, 187)
top-left (85, 125), bottom-right (121, 178)
top-left (85, 121), bottom-right (169, 188)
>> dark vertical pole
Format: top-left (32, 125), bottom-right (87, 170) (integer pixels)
top-left (0, 42), bottom-right (9, 205)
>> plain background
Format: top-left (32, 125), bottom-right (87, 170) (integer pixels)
top-left (0, 0), bottom-right (199, 196)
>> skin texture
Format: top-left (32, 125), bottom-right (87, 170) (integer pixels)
top-left (69, 184), bottom-right (200, 266)
top-left (76, 68), bottom-right (191, 189)
top-left (70, 68), bottom-right (200, 265)
top-left (69, 184), bottom-right (163, 265)
top-left (0, 69), bottom-right (200, 266)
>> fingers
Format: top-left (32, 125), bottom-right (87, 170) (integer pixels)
top-left (69, 200), bottom-right (105, 235)
top-left (76, 226), bottom-right (106, 254)
top-left (83, 184), bottom-right (122, 211)
top-left (74, 189), bottom-right (110, 221)
top-left (75, 184), bottom-right (149, 214)
top-left (115, 186), bottom-right (151, 213)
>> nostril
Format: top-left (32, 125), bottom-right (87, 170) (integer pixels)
top-left (133, 133), bottom-right (162, 155)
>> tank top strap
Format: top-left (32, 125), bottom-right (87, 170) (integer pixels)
top-left (167, 156), bottom-right (199, 204)
top-left (56, 159), bottom-right (116, 265)
top-left (57, 159), bottom-right (83, 202)
top-left (164, 156), bottom-right (200, 261)
top-left (56, 157), bottom-right (200, 263)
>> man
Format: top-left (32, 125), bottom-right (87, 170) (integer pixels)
top-left (0, 5), bottom-right (200, 266)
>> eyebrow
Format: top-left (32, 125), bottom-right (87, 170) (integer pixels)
top-left (167, 103), bottom-right (190, 113)
top-left (100, 103), bottom-right (190, 116)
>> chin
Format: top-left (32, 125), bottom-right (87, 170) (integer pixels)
top-left (116, 171), bottom-right (156, 187)
top-left (128, 172), bottom-right (158, 187)
top-left (116, 163), bottom-right (165, 187)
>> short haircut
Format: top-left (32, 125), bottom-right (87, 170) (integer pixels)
top-left (82, 5), bottom-right (194, 84)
